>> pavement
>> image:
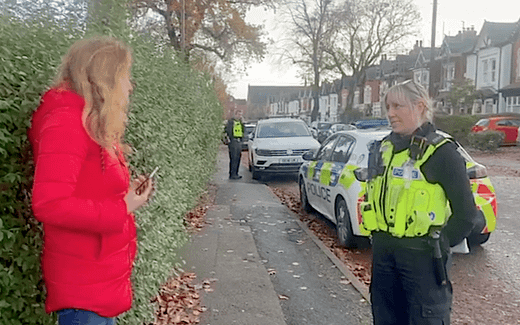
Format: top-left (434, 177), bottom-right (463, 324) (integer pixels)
top-left (176, 146), bottom-right (371, 325)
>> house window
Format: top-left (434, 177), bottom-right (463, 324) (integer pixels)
top-left (484, 99), bottom-right (494, 114)
top-left (517, 48), bottom-right (520, 79)
top-left (482, 58), bottom-right (497, 84)
top-left (442, 63), bottom-right (455, 90)
top-left (422, 70), bottom-right (429, 85)
top-left (483, 59), bottom-right (489, 83)
top-left (506, 96), bottom-right (520, 113)
top-left (364, 86), bottom-right (372, 104)
top-left (491, 59), bottom-right (497, 82)
top-left (414, 71), bottom-right (421, 83)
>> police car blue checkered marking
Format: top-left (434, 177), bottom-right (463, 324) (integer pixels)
top-left (329, 162), bottom-right (346, 187)
top-left (312, 161), bottom-right (325, 182)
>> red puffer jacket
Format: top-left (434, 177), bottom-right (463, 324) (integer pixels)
top-left (28, 87), bottom-right (137, 317)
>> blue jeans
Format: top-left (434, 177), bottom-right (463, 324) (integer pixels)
top-left (57, 309), bottom-right (116, 325)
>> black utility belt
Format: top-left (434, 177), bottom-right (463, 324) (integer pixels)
top-left (372, 231), bottom-right (431, 249)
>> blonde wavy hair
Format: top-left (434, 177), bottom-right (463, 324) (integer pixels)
top-left (53, 36), bottom-right (132, 153)
top-left (383, 79), bottom-right (434, 123)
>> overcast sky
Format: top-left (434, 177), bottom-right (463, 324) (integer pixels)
top-left (227, 0), bottom-right (520, 99)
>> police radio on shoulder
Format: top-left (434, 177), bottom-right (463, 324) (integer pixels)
top-left (135, 166), bottom-right (159, 194)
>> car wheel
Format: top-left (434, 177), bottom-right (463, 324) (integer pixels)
top-left (468, 232), bottom-right (491, 247)
top-left (299, 177), bottom-right (312, 212)
top-left (336, 198), bottom-right (355, 248)
top-left (251, 166), bottom-right (261, 180)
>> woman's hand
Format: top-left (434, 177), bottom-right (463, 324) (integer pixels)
top-left (125, 175), bottom-right (154, 213)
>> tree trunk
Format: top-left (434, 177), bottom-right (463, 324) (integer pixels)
top-left (310, 44), bottom-right (320, 122)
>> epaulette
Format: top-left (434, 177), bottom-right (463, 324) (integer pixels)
top-left (410, 130), bottom-right (450, 160)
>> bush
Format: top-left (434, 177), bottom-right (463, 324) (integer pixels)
top-left (467, 131), bottom-right (505, 151)
top-left (0, 17), bottom-right (77, 325)
top-left (434, 114), bottom-right (481, 146)
top-left (120, 39), bottom-right (223, 324)
top-left (0, 13), bottom-right (223, 325)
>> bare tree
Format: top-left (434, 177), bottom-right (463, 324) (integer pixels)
top-left (324, 0), bottom-right (419, 119)
top-left (281, 0), bottom-right (339, 122)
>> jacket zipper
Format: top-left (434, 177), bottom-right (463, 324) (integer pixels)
top-left (379, 150), bottom-right (395, 231)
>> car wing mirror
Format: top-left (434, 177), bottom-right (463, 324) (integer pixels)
top-left (353, 167), bottom-right (368, 182)
top-left (302, 150), bottom-right (316, 161)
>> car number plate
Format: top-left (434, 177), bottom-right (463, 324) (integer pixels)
top-left (280, 157), bottom-right (300, 163)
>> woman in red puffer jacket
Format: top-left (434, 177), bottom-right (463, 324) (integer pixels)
top-left (28, 36), bottom-right (153, 325)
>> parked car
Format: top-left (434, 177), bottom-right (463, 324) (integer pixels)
top-left (298, 128), bottom-right (497, 248)
top-left (242, 123), bottom-right (256, 150)
top-left (471, 116), bottom-right (520, 145)
top-left (354, 119), bottom-right (389, 129)
top-left (248, 118), bottom-right (321, 180)
top-left (310, 122), bottom-right (334, 143)
top-left (324, 123), bottom-right (357, 140)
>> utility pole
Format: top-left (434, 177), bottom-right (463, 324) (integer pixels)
top-left (181, 0), bottom-right (186, 55)
top-left (429, 0), bottom-right (437, 97)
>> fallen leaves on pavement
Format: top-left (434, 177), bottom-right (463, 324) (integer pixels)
top-left (270, 187), bottom-right (373, 287)
top-left (183, 184), bottom-right (217, 233)
top-left (151, 184), bottom-right (218, 324)
top-left (151, 272), bottom-right (206, 325)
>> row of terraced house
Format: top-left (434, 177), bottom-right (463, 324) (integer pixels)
top-left (241, 19), bottom-right (520, 124)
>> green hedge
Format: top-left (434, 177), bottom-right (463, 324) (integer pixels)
top-left (0, 16), bottom-right (223, 325)
top-left (434, 114), bottom-right (481, 146)
top-left (121, 39), bottom-right (223, 324)
top-left (467, 130), bottom-right (505, 151)
top-left (0, 17), bottom-right (75, 325)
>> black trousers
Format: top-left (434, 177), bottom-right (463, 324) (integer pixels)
top-left (370, 232), bottom-right (452, 325)
top-left (228, 140), bottom-right (242, 177)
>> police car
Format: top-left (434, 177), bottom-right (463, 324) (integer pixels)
top-left (298, 128), bottom-right (497, 248)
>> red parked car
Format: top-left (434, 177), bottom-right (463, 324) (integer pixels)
top-left (471, 116), bottom-right (520, 145)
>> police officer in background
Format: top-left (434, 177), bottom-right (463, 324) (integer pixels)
top-left (225, 110), bottom-right (245, 179)
top-left (361, 80), bottom-right (478, 325)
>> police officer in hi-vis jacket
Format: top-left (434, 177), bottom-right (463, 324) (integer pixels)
top-left (225, 110), bottom-right (245, 179)
top-left (361, 80), bottom-right (478, 325)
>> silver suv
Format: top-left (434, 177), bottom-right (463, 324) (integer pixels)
top-left (248, 118), bottom-right (321, 179)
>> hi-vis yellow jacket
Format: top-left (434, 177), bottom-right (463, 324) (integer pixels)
top-left (233, 120), bottom-right (244, 138)
top-left (361, 135), bottom-right (452, 238)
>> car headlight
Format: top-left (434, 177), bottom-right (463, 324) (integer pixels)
top-left (255, 148), bottom-right (270, 156)
top-left (466, 163), bottom-right (488, 179)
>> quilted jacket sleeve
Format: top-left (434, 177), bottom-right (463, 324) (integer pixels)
top-left (422, 142), bottom-right (478, 247)
top-left (31, 103), bottom-right (128, 234)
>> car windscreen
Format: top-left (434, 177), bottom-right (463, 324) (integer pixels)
top-left (257, 122), bottom-right (311, 138)
top-left (475, 119), bottom-right (489, 127)
top-left (317, 123), bottom-right (333, 130)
